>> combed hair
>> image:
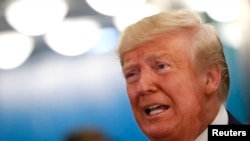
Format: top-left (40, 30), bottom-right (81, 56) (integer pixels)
top-left (116, 10), bottom-right (230, 101)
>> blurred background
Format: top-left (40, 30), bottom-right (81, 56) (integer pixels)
top-left (0, 0), bottom-right (249, 141)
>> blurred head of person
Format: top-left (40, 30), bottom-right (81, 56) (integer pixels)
top-left (65, 127), bottom-right (110, 141)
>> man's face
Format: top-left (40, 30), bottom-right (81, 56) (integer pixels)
top-left (122, 34), bottom-right (207, 140)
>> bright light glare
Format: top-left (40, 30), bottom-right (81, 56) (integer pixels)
top-left (113, 3), bottom-right (160, 32)
top-left (5, 0), bottom-right (68, 36)
top-left (218, 23), bottom-right (243, 49)
top-left (44, 17), bottom-right (101, 56)
top-left (86, 0), bottom-right (146, 16)
top-left (206, 0), bottom-right (241, 22)
top-left (0, 32), bottom-right (34, 70)
top-left (185, 0), bottom-right (207, 12)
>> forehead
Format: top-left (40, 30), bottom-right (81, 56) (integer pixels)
top-left (122, 33), bottom-right (192, 66)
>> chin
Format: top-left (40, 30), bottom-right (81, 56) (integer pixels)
top-left (141, 124), bottom-right (173, 140)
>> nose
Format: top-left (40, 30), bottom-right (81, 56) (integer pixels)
top-left (136, 72), bottom-right (157, 95)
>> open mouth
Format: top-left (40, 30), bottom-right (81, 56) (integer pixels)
top-left (145, 104), bottom-right (170, 116)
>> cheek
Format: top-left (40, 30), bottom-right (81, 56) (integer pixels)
top-left (160, 74), bottom-right (203, 111)
top-left (176, 85), bottom-right (204, 117)
top-left (126, 85), bottom-right (137, 105)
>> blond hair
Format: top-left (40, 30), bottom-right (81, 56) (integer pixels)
top-left (117, 10), bottom-right (229, 101)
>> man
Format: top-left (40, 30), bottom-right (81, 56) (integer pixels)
top-left (116, 10), bottom-right (242, 141)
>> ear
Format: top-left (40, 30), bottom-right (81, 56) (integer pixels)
top-left (205, 64), bottom-right (221, 95)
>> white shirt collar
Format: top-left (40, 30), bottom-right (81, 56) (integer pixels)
top-left (195, 104), bottom-right (228, 141)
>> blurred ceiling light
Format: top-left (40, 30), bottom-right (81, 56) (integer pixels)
top-left (218, 23), bottom-right (243, 50)
top-left (113, 3), bottom-right (160, 32)
top-left (0, 32), bottom-right (34, 70)
top-left (4, 0), bottom-right (68, 36)
top-left (146, 0), bottom-right (171, 11)
top-left (44, 17), bottom-right (101, 56)
top-left (184, 0), bottom-right (207, 12)
top-left (205, 0), bottom-right (241, 22)
top-left (86, 0), bottom-right (146, 16)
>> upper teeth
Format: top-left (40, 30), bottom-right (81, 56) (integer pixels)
top-left (146, 104), bottom-right (165, 116)
top-left (148, 104), bottom-right (161, 109)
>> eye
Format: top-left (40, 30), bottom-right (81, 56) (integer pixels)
top-left (125, 72), bottom-right (136, 79)
top-left (158, 64), bottom-right (166, 69)
top-left (124, 70), bottom-right (139, 83)
top-left (156, 63), bottom-right (169, 74)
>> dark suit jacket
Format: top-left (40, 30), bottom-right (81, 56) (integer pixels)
top-left (227, 110), bottom-right (243, 124)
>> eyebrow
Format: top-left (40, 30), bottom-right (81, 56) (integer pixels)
top-left (145, 51), bottom-right (173, 61)
top-left (122, 52), bottom-right (171, 71)
top-left (122, 62), bottom-right (137, 73)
